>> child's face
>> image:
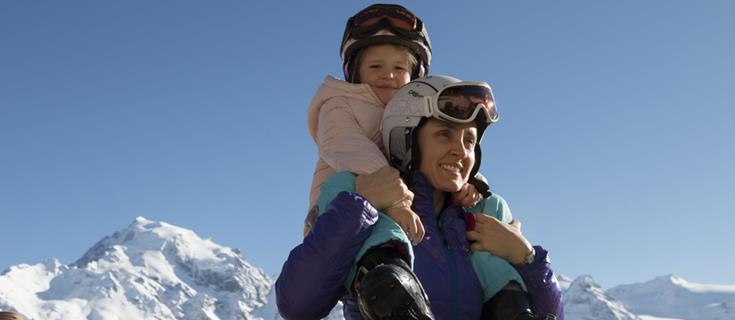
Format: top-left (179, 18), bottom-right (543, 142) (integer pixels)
top-left (358, 44), bottom-right (412, 105)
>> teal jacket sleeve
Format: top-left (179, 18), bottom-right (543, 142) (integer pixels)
top-left (469, 193), bottom-right (513, 224)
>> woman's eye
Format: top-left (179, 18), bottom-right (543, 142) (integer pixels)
top-left (464, 135), bottom-right (477, 147)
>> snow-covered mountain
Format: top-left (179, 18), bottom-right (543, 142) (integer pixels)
top-left (563, 275), bottom-right (639, 320)
top-left (608, 274), bottom-right (735, 320)
top-left (1, 217), bottom-right (733, 320)
top-left (0, 217), bottom-right (273, 319)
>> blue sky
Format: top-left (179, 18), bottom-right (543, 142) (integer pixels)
top-left (1, 1), bottom-right (733, 289)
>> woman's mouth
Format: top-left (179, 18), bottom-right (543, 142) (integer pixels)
top-left (439, 163), bottom-right (462, 173)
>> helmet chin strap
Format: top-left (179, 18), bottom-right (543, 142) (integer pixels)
top-left (468, 111), bottom-right (491, 197)
top-left (468, 146), bottom-right (491, 198)
top-left (405, 118), bottom-right (427, 175)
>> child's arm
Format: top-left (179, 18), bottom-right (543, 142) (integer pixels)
top-left (356, 166), bottom-right (425, 245)
top-left (316, 98), bottom-right (388, 174)
top-left (316, 100), bottom-right (424, 242)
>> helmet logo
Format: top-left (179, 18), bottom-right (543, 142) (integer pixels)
top-left (408, 89), bottom-right (423, 98)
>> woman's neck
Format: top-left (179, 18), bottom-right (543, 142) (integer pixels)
top-left (432, 188), bottom-right (445, 216)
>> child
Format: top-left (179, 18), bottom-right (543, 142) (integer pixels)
top-left (304, 4), bottom-right (426, 243)
top-left (301, 4), bottom-right (533, 319)
top-left (305, 4), bottom-right (483, 242)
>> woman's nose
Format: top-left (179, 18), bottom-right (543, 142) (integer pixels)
top-left (451, 138), bottom-right (470, 157)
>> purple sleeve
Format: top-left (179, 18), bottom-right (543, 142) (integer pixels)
top-left (275, 191), bottom-right (378, 319)
top-left (516, 245), bottom-right (564, 320)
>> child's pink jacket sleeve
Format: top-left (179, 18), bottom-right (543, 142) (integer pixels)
top-left (316, 96), bottom-right (388, 175)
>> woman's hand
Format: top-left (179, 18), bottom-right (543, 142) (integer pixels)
top-left (356, 166), bottom-right (413, 211)
top-left (466, 214), bottom-right (534, 266)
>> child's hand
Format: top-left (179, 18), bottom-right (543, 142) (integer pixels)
top-left (385, 205), bottom-right (425, 246)
top-left (451, 183), bottom-right (483, 209)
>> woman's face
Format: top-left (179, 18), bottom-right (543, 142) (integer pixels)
top-left (417, 118), bottom-right (478, 193)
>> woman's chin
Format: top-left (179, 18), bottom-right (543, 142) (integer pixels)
top-left (435, 180), bottom-right (464, 194)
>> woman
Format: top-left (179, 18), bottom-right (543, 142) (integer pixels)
top-left (277, 75), bottom-right (563, 319)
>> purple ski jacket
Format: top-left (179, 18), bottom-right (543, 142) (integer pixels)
top-left (276, 171), bottom-right (563, 319)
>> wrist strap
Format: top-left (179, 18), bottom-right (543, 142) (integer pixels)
top-left (522, 247), bottom-right (536, 265)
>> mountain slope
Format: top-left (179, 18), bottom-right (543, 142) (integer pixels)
top-left (2, 218), bottom-right (734, 320)
top-left (0, 217), bottom-right (271, 320)
top-left (563, 275), bottom-right (639, 320)
top-left (608, 274), bottom-right (735, 320)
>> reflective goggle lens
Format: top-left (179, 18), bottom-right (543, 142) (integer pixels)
top-left (353, 6), bottom-right (417, 31)
top-left (437, 85), bottom-right (498, 123)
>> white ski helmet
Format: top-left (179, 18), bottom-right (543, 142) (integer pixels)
top-left (382, 75), bottom-right (499, 179)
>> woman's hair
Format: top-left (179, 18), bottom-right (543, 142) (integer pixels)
top-left (351, 44), bottom-right (418, 84)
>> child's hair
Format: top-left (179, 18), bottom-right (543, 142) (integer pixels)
top-left (352, 44), bottom-right (419, 84)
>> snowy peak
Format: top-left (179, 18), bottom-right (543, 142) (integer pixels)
top-left (647, 274), bottom-right (735, 294)
top-left (75, 216), bottom-right (238, 267)
top-left (557, 274), bottom-right (573, 291)
top-left (642, 274), bottom-right (689, 290)
top-left (0, 217), bottom-right (273, 320)
top-left (564, 275), bottom-right (639, 320)
top-left (608, 274), bottom-right (735, 320)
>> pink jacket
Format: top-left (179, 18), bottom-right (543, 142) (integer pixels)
top-left (307, 76), bottom-right (390, 209)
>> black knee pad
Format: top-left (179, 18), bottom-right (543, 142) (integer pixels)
top-left (481, 288), bottom-right (536, 320)
top-left (355, 246), bottom-right (434, 320)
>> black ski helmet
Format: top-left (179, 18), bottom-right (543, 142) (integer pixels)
top-left (340, 4), bottom-right (432, 83)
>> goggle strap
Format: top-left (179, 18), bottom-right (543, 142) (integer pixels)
top-left (348, 21), bottom-right (423, 41)
top-left (424, 96), bottom-right (434, 116)
top-left (354, 5), bottom-right (417, 29)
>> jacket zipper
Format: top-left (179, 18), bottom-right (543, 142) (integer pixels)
top-left (437, 219), bottom-right (460, 320)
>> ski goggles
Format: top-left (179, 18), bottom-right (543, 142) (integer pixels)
top-left (430, 82), bottom-right (499, 124)
top-left (347, 5), bottom-right (421, 38)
